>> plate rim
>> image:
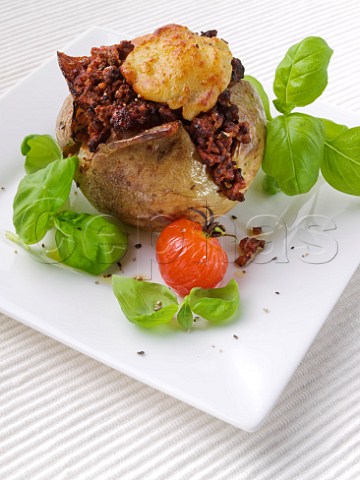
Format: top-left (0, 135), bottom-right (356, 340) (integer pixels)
top-left (1, 26), bottom-right (360, 432)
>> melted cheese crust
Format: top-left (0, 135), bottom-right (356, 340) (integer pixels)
top-left (120, 25), bottom-right (233, 120)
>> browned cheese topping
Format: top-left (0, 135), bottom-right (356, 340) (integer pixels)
top-left (57, 26), bottom-right (249, 201)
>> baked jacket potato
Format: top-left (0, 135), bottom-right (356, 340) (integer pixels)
top-left (56, 25), bottom-right (266, 230)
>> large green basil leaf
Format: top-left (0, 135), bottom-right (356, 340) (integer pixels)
top-left (54, 211), bottom-right (128, 275)
top-left (112, 276), bottom-right (179, 327)
top-left (188, 279), bottom-right (240, 323)
top-left (21, 134), bottom-right (63, 174)
top-left (321, 125), bottom-right (360, 196)
top-left (262, 113), bottom-right (324, 195)
top-left (273, 37), bottom-right (333, 114)
top-left (13, 156), bottom-right (78, 244)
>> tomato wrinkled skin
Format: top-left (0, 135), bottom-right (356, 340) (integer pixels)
top-left (156, 218), bottom-right (228, 296)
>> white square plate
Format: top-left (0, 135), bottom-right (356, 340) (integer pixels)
top-left (1, 27), bottom-right (359, 431)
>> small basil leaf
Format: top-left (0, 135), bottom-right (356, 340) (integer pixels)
top-left (177, 297), bottom-right (193, 329)
top-left (21, 134), bottom-right (63, 174)
top-left (54, 211), bottom-right (128, 275)
top-left (273, 36), bottom-right (333, 114)
top-left (188, 279), bottom-right (240, 323)
top-left (244, 75), bottom-right (272, 121)
top-left (112, 276), bottom-right (179, 327)
top-left (262, 174), bottom-right (281, 195)
top-left (21, 135), bottom-right (38, 155)
top-left (13, 156), bottom-right (78, 244)
top-left (262, 113), bottom-right (324, 195)
top-left (321, 126), bottom-right (360, 196)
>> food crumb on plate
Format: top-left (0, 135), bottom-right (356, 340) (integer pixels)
top-left (235, 270), bottom-right (246, 277)
top-left (248, 226), bottom-right (263, 236)
top-left (233, 334), bottom-right (239, 339)
top-left (263, 307), bottom-right (270, 313)
top-left (236, 237), bottom-right (265, 267)
top-left (137, 350), bottom-right (145, 355)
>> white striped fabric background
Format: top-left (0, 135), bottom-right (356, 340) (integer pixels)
top-left (1, 0), bottom-right (360, 478)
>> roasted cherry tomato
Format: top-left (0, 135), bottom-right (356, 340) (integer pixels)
top-left (156, 218), bottom-right (228, 296)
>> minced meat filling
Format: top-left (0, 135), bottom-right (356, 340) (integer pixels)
top-left (58, 36), bottom-right (249, 202)
top-left (186, 88), bottom-right (249, 201)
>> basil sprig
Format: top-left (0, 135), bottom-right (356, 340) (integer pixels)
top-left (246, 36), bottom-right (360, 197)
top-left (112, 277), bottom-right (240, 329)
top-left (11, 134), bottom-right (128, 274)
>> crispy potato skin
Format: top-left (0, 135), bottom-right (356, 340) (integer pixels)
top-left (56, 95), bottom-right (74, 152)
top-left (56, 80), bottom-right (266, 230)
top-left (120, 25), bottom-right (233, 121)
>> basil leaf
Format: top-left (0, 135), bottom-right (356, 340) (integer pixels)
top-left (244, 75), bottom-right (272, 121)
top-left (262, 113), bottom-right (324, 195)
top-left (21, 134), bottom-right (38, 155)
top-left (262, 174), bottom-right (281, 195)
top-left (177, 297), bottom-right (193, 329)
top-left (112, 276), bottom-right (179, 327)
top-left (54, 211), bottom-right (128, 275)
top-left (21, 134), bottom-right (63, 174)
top-left (321, 118), bottom-right (348, 141)
top-left (273, 37), bottom-right (333, 114)
top-left (321, 126), bottom-right (360, 196)
top-left (188, 279), bottom-right (240, 323)
top-left (13, 156), bottom-right (78, 244)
